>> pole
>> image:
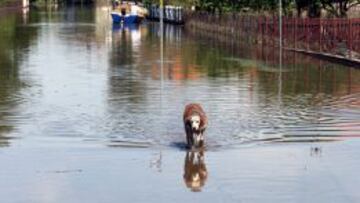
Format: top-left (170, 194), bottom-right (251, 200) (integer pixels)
top-left (279, 0), bottom-right (282, 48)
top-left (160, 0), bottom-right (164, 25)
top-left (159, 0), bottom-right (164, 86)
top-left (159, 0), bottom-right (164, 88)
top-left (159, 0), bottom-right (164, 136)
top-left (159, 0), bottom-right (165, 158)
top-left (278, 0), bottom-right (282, 105)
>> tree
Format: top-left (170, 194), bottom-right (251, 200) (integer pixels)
top-left (295, 0), bottom-right (322, 17)
top-left (320, 0), bottom-right (360, 17)
top-left (161, 0), bottom-right (359, 17)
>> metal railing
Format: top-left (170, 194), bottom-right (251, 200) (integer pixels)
top-left (147, 4), bottom-right (184, 24)
top-left (187, 12), bottom-right (360, 60)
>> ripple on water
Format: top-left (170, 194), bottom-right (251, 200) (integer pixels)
top-left (0, 18), bottom-right (359, 148)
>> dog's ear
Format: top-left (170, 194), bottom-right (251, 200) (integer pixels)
top-left (199, 117), bottom-right (207, 130)
top-left (185, 116), bottom-right (192, 124)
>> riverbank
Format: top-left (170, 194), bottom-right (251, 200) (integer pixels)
top-left (285, 48), bottom-right (360, 68)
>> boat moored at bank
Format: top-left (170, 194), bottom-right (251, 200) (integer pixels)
top-left (111, 1), bottom-right (148, 24)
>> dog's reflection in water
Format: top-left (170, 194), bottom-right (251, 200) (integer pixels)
top-left (183, 150), bottom-right (208, 192)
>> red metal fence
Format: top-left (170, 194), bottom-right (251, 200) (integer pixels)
top-left (187, 13), bottom-right (360, 60)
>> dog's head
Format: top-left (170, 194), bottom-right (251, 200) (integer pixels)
top-left (189, 115), bottom-right (201, 131)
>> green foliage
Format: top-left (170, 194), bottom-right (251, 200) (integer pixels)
top-left (295, 0), bottom-right (322, 17)
top-left (167, 0), bottom-right (294, 13)
top-left (319, 0), bottom-right (360, 17)
top-left (295, 0), bottom-right (360, 17)
top-left (159, 0), bottom-right (359, 17)
top-left (0, 0), bottom-right (17, 6)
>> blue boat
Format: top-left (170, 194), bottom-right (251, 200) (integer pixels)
top-left (111, 2), bottom-right (147, 24)
top-left (111, 12), bottom-right (141, 24)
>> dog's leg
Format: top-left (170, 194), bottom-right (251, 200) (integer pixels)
top-left (185, 124), bottom-right (193, 148)
top-left (198, 130), bottom-right (205, 147)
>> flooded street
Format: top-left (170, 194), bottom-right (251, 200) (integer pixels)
top-left (0, 6), bottom-right (360, 202)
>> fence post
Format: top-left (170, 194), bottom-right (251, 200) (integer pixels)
top-left (273, 16), bottom-right (276, 47)
top-left (282, 16), bottom-right (285, 46)
top-left (335, 19), bottom-right (338, 56)
top-left (258, 16), bottom-right (261, 44)
top-left (294, 18), bottom-right (297, 49)
top-left (306, 18), bottom-right (309, 51)
top-left (265, 17), bottom-right (268, 45)
top-left (319, 18), bottom-right (322, 52)
top-left (348, 18), bottom-right (352, 59)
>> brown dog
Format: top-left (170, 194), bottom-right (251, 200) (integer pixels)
top-left (183, 103), bottom-right (208, 148)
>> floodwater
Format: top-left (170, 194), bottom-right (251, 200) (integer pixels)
top-left (0, 6), bottom-right (360, 203)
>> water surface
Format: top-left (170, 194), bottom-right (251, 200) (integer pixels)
top-left (0, 6), bottom-right (359, 202)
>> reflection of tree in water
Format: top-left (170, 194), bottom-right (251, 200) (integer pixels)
top-left (185, 32), bottom-right (360, 97)
top-left (180, 33), bottom-right (360, 138)
top-left (165, 32), bottom-right (251, 79)
top-left (0, 11), bottom-right (39, 147)
top-left (64, 6), bottom-right (95, 23)
top-left (183, 150), bottom-right (208, 192)
top-left (253, 46), bottom-right (360, 97)
top-left (141, 23), bottom-right (204, 81)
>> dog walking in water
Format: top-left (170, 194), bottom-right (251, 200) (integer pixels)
top-left (183, 103), bottom-right (208, 148)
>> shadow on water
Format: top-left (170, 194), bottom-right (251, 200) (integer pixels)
top-left (183, 150), bottom-right (208, 192)
top-left (107, 139), bottom-right (153, 148)
top-left (170, 141), bottom-right (188, 150)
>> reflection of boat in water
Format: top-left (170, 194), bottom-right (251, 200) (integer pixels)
top-left (111, 1), bottom-right (148, 24)
top-left (111, 23), bottom-right (147, 64)
top-left (112, 23), bottom-right (139, 32)
top-left (111, 23), bottom-right (142, 46)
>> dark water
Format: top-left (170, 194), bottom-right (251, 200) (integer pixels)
top-left (0, 6), bottom-right (360, 202)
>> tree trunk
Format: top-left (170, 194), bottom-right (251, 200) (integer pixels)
top-left (340, 2), bottom-right (348, 17)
